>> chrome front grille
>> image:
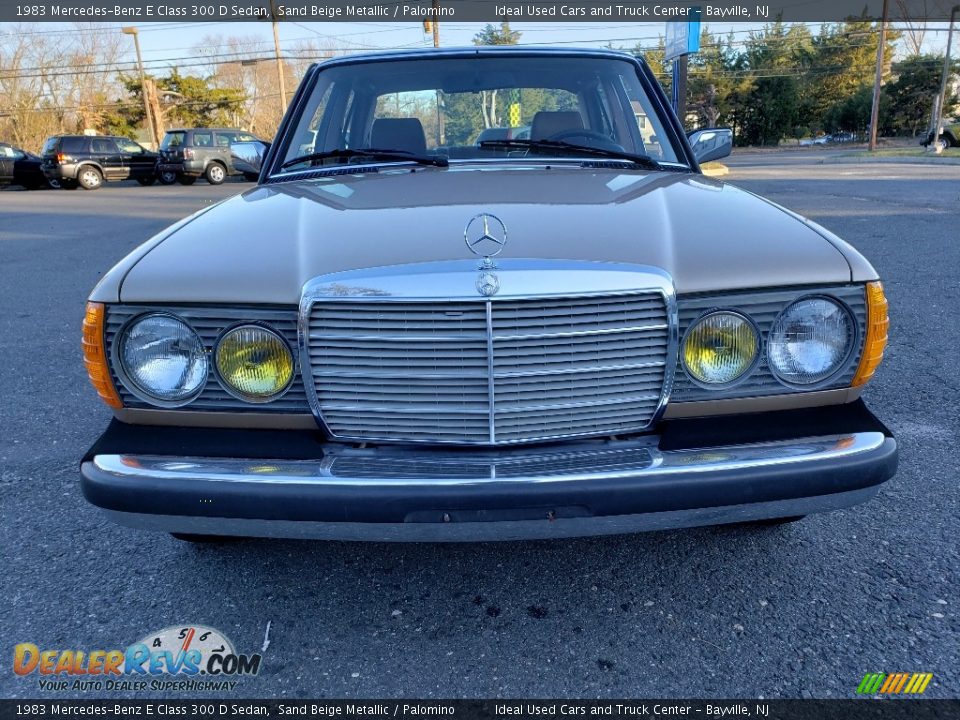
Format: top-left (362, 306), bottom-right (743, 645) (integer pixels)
top-left (306, 291), bottom-right (671, 445)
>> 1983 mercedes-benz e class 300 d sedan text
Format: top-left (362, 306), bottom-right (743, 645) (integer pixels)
top-left (80, 48), bottom-right (897, 542)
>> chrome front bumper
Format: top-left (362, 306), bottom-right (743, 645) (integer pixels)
top-left (81, 431), bottom-right (897, 541)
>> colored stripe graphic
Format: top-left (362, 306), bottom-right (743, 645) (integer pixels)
top-left (857, 673), bottom-right (886, 694)
top-left (879, 674), bottom-right (897, 693)
top-left (857, 672), bottom-right (933, 695)
top-left (913, 673), bottom-right (933, 694)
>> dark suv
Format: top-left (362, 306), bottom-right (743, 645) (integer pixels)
top-left (157, 128), bottom-right (265, 185)
top-left (40, 135), bottom-right (159, 190)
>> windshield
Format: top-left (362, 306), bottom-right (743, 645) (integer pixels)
top-left (278, 55), bottom-right (681, 173)
top-left (160, 132), bottom-right (186, 150)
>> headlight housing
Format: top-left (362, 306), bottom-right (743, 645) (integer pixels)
top-left (118, 313), bottom-right (208, 405)
top-left (215, 325), bottom-right (295, 403)
top-left (767, 297), bottom-right (855, 385)
top-left (682, 311), bottom-right (759, 386)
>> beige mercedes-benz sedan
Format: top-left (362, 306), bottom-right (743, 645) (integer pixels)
top-left (80, 47), bottom-right (896, 542)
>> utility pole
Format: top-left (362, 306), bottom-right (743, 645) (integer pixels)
top-left (121, 26), bottom-right (157, 148)
top-left (868, 0), bottom-right (890, 151)
top-left (931, 5), bottom-right (959, 154)
top-left (430, 0), bottom-right (444, 144)
top-left (270, 0), bottom-right (287, 121)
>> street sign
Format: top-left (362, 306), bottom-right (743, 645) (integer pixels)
top-left (664, 12), bottom-right (702, 61)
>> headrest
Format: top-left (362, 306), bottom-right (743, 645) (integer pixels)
top-left (531, 111), bottom-right (585, 141)
top-left (370, 118), bottom-right (427, 155)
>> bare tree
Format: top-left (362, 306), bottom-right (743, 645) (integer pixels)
top-left (897, 0), bottom-right (930, 55)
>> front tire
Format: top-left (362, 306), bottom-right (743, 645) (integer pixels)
top-left (205, 163), bottom-right (226, 185)
top-left (77, 166), bottom-right (103, 190)
top-left (158, 169), bottom-right (178, 185)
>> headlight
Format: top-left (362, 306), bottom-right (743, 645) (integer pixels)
top-left (215, 325), bottom-right (294, 402)
top-left (118, 314), bottom-right (208, 404)
top-left (682, 311), bottom-right (759, 385)
top-left (767, 297), bottom-right (854, 385)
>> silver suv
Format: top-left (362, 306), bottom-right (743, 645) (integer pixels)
top-left (157, 128), bottom-right (266, 185)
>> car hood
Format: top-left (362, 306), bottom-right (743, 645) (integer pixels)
top-left (117, 165), bottom-right (857, 304)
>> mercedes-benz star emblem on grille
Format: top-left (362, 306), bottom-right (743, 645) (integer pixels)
top-left (476, 271), bottom-right (500, 297)
top-left (464, 213), bottom-right (507, 258)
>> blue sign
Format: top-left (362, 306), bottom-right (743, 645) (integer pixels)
top-left (664, 10), bottom-right (702, 61)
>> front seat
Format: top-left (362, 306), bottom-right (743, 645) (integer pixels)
top-left (369, 118), bottom-right (427, 155)
top-left (530, 111), bottom-right (585, 141)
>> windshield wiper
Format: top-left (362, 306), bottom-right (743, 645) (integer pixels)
top-left (478, 139), bottom-right (664, 170)
top-left (280, 147), bottom-right (448, 170)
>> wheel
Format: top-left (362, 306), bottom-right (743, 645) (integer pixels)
top-left (77, 166), bottom-right (103, 190)
top-left (59, 178), bottom-right (78, 190)
top-left (46, 178), bottom-right (61, 189)
top-left (178, 175), bottom-right (197, 186)
top-left (205, 163), bottom-right (226, 185)
top-left (243, 172), bottom-right (259, 182)
top-left (158, 169), bottom-right (178, 185)
top-left (170, 533), bottom-right (241, 544)
top-left (136, 176), bottom-right (156, 186)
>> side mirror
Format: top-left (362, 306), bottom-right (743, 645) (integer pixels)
top-left (230, 140), bottom-right (269, 174)
top-left (688, 127), bottom-right (732, 164)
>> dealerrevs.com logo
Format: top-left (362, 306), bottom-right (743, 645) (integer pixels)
top-left (13, 625), bottom-right (262, 692)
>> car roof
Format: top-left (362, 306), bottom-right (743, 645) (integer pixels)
top-left (313, 45), bottom-right (639, 71)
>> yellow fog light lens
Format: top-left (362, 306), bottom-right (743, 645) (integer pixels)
top-left (682, 311), bottom-right (759, 386)
top-left (215, 325), bottom-right (294, 403)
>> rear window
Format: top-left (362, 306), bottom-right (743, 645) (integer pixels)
top-left (41, 137), bottom-right (59, 155)
top-left (60, 137), bottom-right (87, 154)
top-left (161, 132), bottom-right (186, 150)
top-left (91, 138), bottom-right (118, 154)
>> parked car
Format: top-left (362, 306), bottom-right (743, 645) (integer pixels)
top-left (40, 135), bottom-right (158, 190)
top-left (922, 119), bottom-right (959, 148)
top-left (0, 142), bottom-right (54, 189)
top-left (80, 47), bottom-right (896, 542)
top-left (157, 128), bottom-right (266, 185)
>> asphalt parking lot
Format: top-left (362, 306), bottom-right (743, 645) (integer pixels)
top-left (2, 153), bottom-right (958, 699)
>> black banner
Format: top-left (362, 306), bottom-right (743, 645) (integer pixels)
top-left (1, 701), bottom-right (959, 720)
top-left (0, 0), bottom-right (958, 23)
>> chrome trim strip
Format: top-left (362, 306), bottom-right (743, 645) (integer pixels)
top-left (89, 432), bottom-right (886, 488)
top-left (299, 260), bottom-right (678, 446)
top-left (103, 486), bottom-right (880, 541)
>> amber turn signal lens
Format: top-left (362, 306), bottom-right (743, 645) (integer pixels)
top-left (852, 281), bottom-right (889, 387)
top-left (82, 302), bottom-right (123, 409)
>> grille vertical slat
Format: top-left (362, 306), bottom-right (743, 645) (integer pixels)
top-left (308, 293), bottom-right (669, 444)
